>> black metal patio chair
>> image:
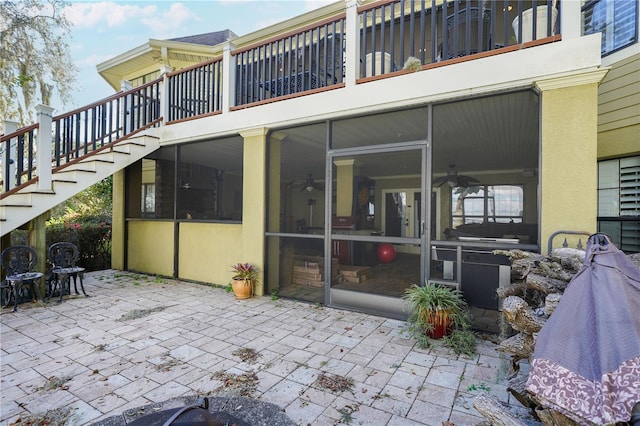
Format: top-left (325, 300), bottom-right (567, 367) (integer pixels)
top-left (1, 245), bottom-right (44, 312)
top-left (47, 242), bottom-right (88, 303)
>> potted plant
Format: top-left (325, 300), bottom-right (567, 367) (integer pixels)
top-left (403, 282), bottom-right (468, 339)
top-left (402, 56), bottom-right (422, 73)
top-left (230, 262), bottom-right (258, 299)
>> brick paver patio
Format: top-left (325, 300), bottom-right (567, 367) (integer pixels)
top-left (1, 270), bottom-right (518, 425)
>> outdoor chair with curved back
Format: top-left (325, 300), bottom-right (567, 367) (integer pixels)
top-left (1, 245), bottom-right (44, 312)
top-left (48, 242), bottom-right (88, 303)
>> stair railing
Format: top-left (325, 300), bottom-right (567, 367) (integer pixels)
top-left (1, 78), bottom-right (163, 197)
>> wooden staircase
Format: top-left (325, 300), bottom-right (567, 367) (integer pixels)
top-left (0, 134), bottom-right (160, 237)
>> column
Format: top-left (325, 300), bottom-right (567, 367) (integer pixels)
top-left (239, 127), bottom-right (268, 296)
top-left (334, 159), bottom-right (357, 217)
top-left (535, 69), bottom-right (608, 248)
top-left (267, 132), bottom-right (286, 292)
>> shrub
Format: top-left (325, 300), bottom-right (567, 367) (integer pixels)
top-left (11, 215), bottom-right (111, 271)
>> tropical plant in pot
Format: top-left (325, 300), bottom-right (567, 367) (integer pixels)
top-left (230, 262), bottom-right (258, 299)
top-left (403, 281), bottom-right (469, 340)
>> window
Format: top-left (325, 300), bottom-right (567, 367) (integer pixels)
top-left (598, 156), bottom-right (640, 252)
top-left (582, 0), bottom-right (638, 56)
top-left (141, 183), bottom-right (155, 218)
top-left (451, 185), bottom-right (524, 227)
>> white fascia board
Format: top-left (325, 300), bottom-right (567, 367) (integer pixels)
top-left (148, 39), bottom-right (221, 57)
top-left (96, 43), bottom-right (155, 73)
top-left (230, 0), bottom-right (345, 49)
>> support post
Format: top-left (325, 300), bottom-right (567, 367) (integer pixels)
top-left (2, 120), bottom-right (18, 191)
top-left (36, 105), bottom-right (54, 192)
top-left (28, 212), bottom-right (48, 299)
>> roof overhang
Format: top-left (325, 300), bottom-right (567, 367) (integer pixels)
top-left (97, 38), bottom-right (220, 90)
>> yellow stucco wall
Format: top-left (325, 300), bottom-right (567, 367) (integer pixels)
top-left (111, 170), bottom-right (126, 270)
top-left (127, 221), bottom-right (175, 276)
top-left (538, 76), bottom-right (602, 249)
top-left (178, 222), bottom-right (243, 285)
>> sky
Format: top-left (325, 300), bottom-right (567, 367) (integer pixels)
top-left (58, 0), bottom-right (334, 113)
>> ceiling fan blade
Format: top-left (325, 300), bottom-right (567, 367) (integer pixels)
top-left (456, 175), bottom-right (480, 188)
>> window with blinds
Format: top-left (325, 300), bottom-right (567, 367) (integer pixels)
top-left (582, 0), bottom-right (638, 56)
top-left (598, 156), bottom-right (640, 253)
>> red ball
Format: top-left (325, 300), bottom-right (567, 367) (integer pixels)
top-left (377, 243), bottom-right (396, 263)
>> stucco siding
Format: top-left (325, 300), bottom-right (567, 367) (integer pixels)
top-left (178, 222), bottom-right (243, 286)
top-left (540, 82), bottom-right (599, 247)
top-left (127, 221), bottom-right (175, 276)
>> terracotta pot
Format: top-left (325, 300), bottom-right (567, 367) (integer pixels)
top-left (426, 309), bottom-right (453, 339)
top-left (231, 279), bottom-right (253, 299)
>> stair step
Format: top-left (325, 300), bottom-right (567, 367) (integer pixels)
top-left (53, 169), bottom-right (97, 181)
top-left (83, 151), bottom-right (118, 163)
top-left (2, 131), bottom-right (160, 237)
top-left (0, 204), bottom-right (32, 210)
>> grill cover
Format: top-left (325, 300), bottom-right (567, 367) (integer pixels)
top-left (525, 233), bottom-right (640, 424)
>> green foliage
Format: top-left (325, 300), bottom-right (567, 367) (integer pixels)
top-left (230, 262), bottom-right (259, 285)
top-left (442, 328), bottom-right (477, 356)
top-left (49, 177), bottom-right (113, 222)
top-left (46, 219), bottom-right (112, 271)
top-left (9, 178), bottom-right (115, 271)
top-left (13, 215), bottom-right (111, 272)
top-left (271, 289), bottom-right (279, 300)
top-left (0, 0), bottom-right (78, 125)
top-left (403, 282), bottom-right (476, 355)
top-left (403, 282), bottom-right (469, 332)
top-left (467, 382), bottom-right (491, 392)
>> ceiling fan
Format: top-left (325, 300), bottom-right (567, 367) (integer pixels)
top-left (293, 174), bottom-right (324, 192)
top-left (433, 164), bottom-right (479, 188)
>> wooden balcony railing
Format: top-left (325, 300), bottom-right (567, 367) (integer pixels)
top-left (1, 79), bottom-right (162, 195)
top-left (167, 58), bottom-right (223, 123)
top-left (360, 0), bottom-right (560, 74)
top-left (2, 0), bottom-right (562, 196)
top-left (232, 14), bottom-right (346, 107)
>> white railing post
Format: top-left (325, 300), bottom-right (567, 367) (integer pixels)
top-left (559, 0), bottom-right (581, 41)
top-left (36, 105), bottom-right (54, 191)
top-left (222, 41), bottom-right (237, 113)
top-left (159, 65), bottom-right (173, 123)
top-left (120, 80), bottom-right (132, 134)
top-left (344, 0), bottom-right (361, 87)
top-left (2, 120), bottom-right (18, 190)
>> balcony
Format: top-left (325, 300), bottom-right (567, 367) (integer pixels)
top-left (2, 0), bottom-right (564, 197)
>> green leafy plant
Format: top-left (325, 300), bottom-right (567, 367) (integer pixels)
top-left (402, 56), bottom-right (422, 72)
top-left (271, 289), bottom-right (279, 300)
top-left (403, 281), bottom-right (475, 354)
top-left (225, 282), bottom-right (233, 293)
top-left (231, 263), bottom-right (259, 286)
top-left (443, 328), bottom-right (477, 356)
top-left (468, 382), bottom-right (491, 392)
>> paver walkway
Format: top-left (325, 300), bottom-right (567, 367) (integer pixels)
top-left (1, 270), bottom-right (517, 425)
